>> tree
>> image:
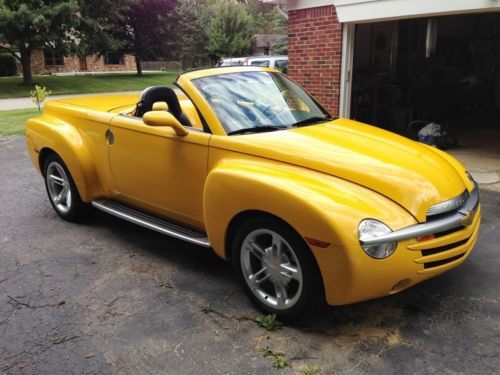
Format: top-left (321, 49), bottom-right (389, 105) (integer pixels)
top-left (176, 0), bottom-right (216, 68)
top-left (75, 0), bottom-right (129, 60)
top-left (0, 0), bottom-right (79, 84)
top-left (121, 0), bottom-right (178, 76)
top-left (247, 0), bottom-right (286, 35)
top-left (270, 36), bottom-right (287, 55)
top-left (206, 0), bottom-right (253, 57)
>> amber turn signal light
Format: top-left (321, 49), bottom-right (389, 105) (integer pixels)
top-left (304, 237), bottom-right (330, 248)
top-left (417, 235), bottom-right (435, 242)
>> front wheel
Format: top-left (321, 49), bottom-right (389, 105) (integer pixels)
top-left (233, 217), bottom-right (324, 320)
top-left (43, 154), bottom-right (91, 222)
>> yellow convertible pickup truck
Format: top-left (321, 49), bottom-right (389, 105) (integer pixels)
top-left (25, 67), bottom-right (481, 319)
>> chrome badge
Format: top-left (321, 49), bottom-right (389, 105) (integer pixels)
top-left (427, 190), bottom-right (469, 217)
top-left (460, 210), bottom-right (474, 226)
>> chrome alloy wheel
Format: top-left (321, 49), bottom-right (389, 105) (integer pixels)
top-left (240, 229), bottom-right (303, 310)
top-left (46, 161), bottom-right (72, 214)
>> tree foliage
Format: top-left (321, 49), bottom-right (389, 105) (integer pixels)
top-left (0, 0), bottom-right (130, 83)
top-left (0, 0), bottom-right (79, 83)
top-left (0, 0), bottom-right (288, 80)
top-left (75, 0), bottom-right (129, 59)
top-left (177, 0), bottom-right (287, 66)
top-left (120, 0), bottom-right (178, 75)
top-left (271, 36), bottom-right (287, 55)
top-left (247, 0), bottom-right (286, 35)
top-left (176, 0), bottom-right (215, 68)
top-left (206, 0), bottom-right (254, 57)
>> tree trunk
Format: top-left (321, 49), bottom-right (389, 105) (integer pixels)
top-left (135, 54), bottom-right (142, 76)
top-left (20, 48), bottom-right (33, 85)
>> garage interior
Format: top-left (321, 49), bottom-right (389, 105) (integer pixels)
top-left (349, 12), bottom-right (500, 188)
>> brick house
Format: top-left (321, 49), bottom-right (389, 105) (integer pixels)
top-left (28, 49), bottom-right (136, 75)
top-left (287, 0), bottom-right (500, 135)
top-left (253, 34), bottom-right (288, 56)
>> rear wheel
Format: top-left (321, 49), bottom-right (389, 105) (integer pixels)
top-left (233, 217), bottom-right (324, 320)
top-left (43, 154), bottom-right (91, 222)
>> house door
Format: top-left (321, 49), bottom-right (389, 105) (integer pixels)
top-left (79, 57), bottom-right (88, 71)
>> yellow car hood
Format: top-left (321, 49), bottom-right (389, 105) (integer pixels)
top-left (214, 118), bottom-right (467, 222)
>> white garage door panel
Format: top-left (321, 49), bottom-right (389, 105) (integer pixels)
top-left (289, 0), bottom-right (500, 22)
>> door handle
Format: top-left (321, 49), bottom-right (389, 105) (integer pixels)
top-left (106, 129), bottom-right (115, 145)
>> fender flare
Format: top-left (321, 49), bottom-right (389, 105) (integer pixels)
top-left (26, 114), bottom-right (103, 201)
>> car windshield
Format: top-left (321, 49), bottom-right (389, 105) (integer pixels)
top-left (192, 71), bottom-right (332, 134)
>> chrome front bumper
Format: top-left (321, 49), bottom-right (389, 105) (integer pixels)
top-left (360, 182), bottom-right (480, 246)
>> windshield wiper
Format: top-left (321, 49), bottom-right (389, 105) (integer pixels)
top-left (291, 115), bottom-right (333, 128)
top-left (228, 125), bottom-right (288, 135)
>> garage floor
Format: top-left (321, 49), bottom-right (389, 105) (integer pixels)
top-left (0, 137), bottom-right (499, 374)
top-left (448, 128), bottom-right (500, 192)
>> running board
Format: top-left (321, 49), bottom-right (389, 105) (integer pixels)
top-left (91, 200), bottom-right (211, 248)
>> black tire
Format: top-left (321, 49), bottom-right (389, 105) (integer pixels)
top-left (232, 216), bottom-right (325, 321)
top-left (43, 154), bottom-right (92, 222)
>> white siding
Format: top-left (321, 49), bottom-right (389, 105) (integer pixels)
top-left (289, 0), bottom-right (500, 22)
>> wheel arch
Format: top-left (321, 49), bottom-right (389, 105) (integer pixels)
top-left (225, 208), bottom-right (327, 304)
top-left (26, 113), bottom-right (103, 202)
top-left (225, 209), bottom-right (302, 260)
top-left (203, 161), bottom-right (354, 260)
top-left (38, 147), bottom-right (58, 176)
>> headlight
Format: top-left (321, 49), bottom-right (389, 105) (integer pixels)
top-left (358, 219), bottom-right (396, 259)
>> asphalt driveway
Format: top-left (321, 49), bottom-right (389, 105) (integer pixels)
top-left (1, 137), bottom-right (499, 374)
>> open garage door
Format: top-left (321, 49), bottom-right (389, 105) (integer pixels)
top-left (349, 12), bottom-right (500, 145)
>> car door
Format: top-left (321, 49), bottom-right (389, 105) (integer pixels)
top-left (108, 114), bottom-right (210, 230)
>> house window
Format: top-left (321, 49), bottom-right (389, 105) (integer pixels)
top-left (43, 49), bottom-right (64, 66)
top-left (104, 52), bottom-right (125, 65)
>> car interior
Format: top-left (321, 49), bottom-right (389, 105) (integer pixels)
top-left (134, 86), bottom-right (193, 126)
top-left (118, 86), bottom-right (205, 131)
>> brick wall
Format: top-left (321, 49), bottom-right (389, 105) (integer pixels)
top-left (288, 5), bottom-right (342, 115)
top-left (85, 54), bottom-right (136, 72)
top-left (31, 50), bottom-right (47, 74)
top-left (29, 50), bottom-right (136, 74)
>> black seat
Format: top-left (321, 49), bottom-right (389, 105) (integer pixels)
top-left (134, 86), bottom-right (191, 127)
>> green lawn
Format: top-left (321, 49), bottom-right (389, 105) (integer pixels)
top-left (0, 108), bottom-right (39, 135)
top-left (0, 71), bottom-right (179, 99)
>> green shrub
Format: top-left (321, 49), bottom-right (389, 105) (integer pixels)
top-left (30, 85), bottom-right (52, 111)
top-left (0, 54), bottom-right (18, 77)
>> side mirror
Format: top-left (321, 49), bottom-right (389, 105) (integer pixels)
top-left (143, 111), bottom-right (188, 136)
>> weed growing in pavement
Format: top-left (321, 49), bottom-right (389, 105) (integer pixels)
top-left (255, 314), bottom-right (283, 331)
top-left (259, 346), bottom-right (288, 369)
top-left (201, 304), bottom-right (214, 313)
top-left (302, 365), bottom-right (321, 375)
top-left (159, 281), bottom-right (173, 289)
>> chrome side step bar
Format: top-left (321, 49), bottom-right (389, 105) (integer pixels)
top-left (92, 200), bottom-right (211, 248)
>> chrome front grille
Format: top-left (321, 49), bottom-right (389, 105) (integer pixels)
top-left (406, 201), bottom-right (480, 274)
top-left (427, 190), bottom-right (469, 217)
